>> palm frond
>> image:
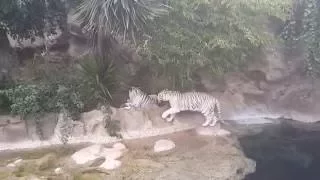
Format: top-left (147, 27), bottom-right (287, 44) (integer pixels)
top-left (73, 0), bottom-right (168, 44)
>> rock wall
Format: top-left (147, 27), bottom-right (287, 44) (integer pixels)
top-left (4, 10), bottom-right (320, 124)
top-left (0, 105), bottom-right (197, 150)
top-left (212, 44), bottom-right (320, 123)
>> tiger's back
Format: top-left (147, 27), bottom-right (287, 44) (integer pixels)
top-left (175, 92), bottom-right (217, 111)
top-left (158, 89), bottom-right (222, 126)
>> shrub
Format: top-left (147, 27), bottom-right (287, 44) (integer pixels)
top-left (139, 0), bottom-right (291, 89)
top-left (0, 83), bottom-right (84, 119)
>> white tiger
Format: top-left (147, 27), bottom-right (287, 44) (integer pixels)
top-left (157, 89), bottom-right (222, 127)
top-left (122, 87), bottom-right (159, 109)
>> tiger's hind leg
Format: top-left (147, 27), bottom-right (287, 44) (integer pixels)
top-left (209, 99), bottom-right (221, 127)
top-left (202, 118), bottom-right (211, 126)
top-left (202, 113), bottom-right (212, 127)
top-left (202, 109), bottom-right (217, 127)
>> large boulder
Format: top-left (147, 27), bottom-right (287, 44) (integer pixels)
top-left (71, 144), bottom-right (126, 170)
top-left (112, 105), bottom-right (177, 128)
top-left (71, 144), bottom-right (106, 165)
top-left (110, 105), bottom-right (196, 139)
top-left (79, 110), bottom-right (109, 137)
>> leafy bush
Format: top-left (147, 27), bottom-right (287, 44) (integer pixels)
top-left (0, 85), bottom-right (43, 117)
top-left (139, 0), bottom-right (291, 88)
top-left (0, 94), bottom-right (11, 113)
top-left (0, 81), bottom-right (12, 113)
top-left (0, 83), bottom-right (84, 119)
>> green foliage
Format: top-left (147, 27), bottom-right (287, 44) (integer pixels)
top-left (0, 0), bottom-right (66, 40)
top-left (282, 0), bottom-right (320, 78)
top-left (79, 55), bottom-right (116, 101)
top-left (0, 83), bottom-right (84, 119)
top-left (0, 53), bottom-right (119, 118)
top-left (0, 85), bottom-right (43, 117)
top-left (0, 80), bottom-right (12, 113)
top-left (139, 0), bottom-right (291, 89)
top-left (0, 94), bottom-right (10, 113)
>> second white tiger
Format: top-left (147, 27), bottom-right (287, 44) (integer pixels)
top-left (157, 89), bottom-right (222, 127)
top-left (122, 87), bottom-right (159, 109)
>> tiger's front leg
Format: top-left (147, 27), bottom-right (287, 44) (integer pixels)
top-left (161, 108), bottom-right (180, 122)
top-left (166, 113), bottom-right (177, 122)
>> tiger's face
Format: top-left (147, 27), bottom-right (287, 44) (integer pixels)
top-left (128, 87), bottom-right (143, 100)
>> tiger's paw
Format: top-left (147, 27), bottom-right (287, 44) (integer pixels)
top-left (161, 113), bottom-right (167, 119)
top-left (166, 118), bottom-right (174, 122)
top-left (201, 122), bottom-right (210, 127)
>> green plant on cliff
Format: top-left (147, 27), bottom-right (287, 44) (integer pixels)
top-left (139, 0), bottom-right (291, 89)
top-left (282, 0), bottom-right (320, 78)
top-left (79, 55), bottom-right (116, 101)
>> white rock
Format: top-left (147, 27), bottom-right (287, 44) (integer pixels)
top-left (112, 142), bottom-right (126, 150)
top-left (6, 158), bottom-right (23, 168)
top-left (154, 139), bottom-right (176, 153)
top-left (71, 144), bottom-right (104, 165)
top-left (100, 148), bottom-right (124, 160)
top-left (14, 159), bottom-right (23, 165)
top-left (54, 167), bottom-right (64, 175)
top-left (6, 163), bottom-right (15, 168)
top-left (71, 144), bottom-right (125, 166)
top-left (99, 159), bottom-right (122, 170)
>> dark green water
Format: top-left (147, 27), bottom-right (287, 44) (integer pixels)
top-left (240, 120), bottom-right (320, 180)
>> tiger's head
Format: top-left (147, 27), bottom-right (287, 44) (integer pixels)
top-left (128, 86), bottom-right (145, 100)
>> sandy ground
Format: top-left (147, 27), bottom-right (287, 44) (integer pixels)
top-left (0, 129), bottom-right (255, 180)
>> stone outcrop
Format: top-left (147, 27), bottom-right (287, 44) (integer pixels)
top-left (193, 43), bottom-right (320, 123)
top-left (70, 143), bottom-right (127, 170)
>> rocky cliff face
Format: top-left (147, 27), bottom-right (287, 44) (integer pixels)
top-left (4, 10), bottom-right (320, 124)
top-left (212, 44), bottom-right (320, 123)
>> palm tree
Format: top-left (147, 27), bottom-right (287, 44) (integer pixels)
top-left (72, 0), bottom-right (168, 101)
top-left (73, 0), bottom-right (168, 58)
